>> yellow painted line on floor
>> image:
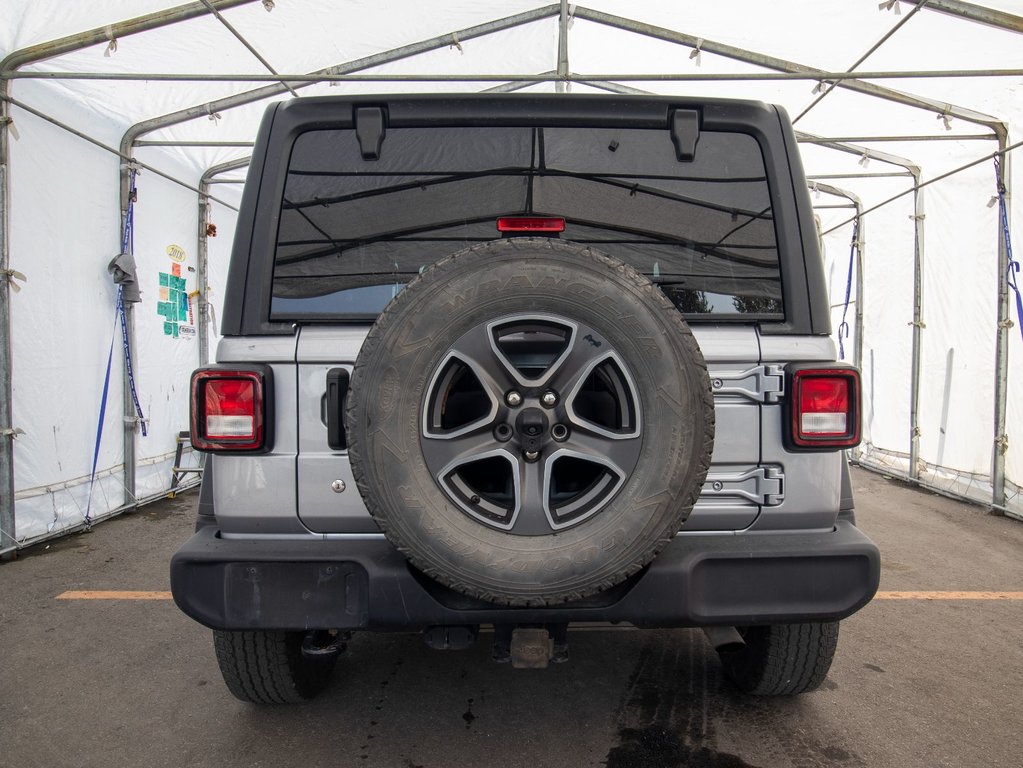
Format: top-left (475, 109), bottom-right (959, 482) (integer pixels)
top-left (56, 590), bottom-right (172, 601)
top-left (875, 591), bottom-right (1023, 600)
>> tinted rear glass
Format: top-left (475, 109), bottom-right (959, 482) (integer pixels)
top-left (271, 126), bottom-right (782, 320)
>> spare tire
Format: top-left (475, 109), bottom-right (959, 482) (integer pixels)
top-left (347, 238), bottom-right (713, 606)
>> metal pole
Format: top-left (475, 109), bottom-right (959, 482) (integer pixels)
top-left (120, 217), bottom-right (137, 507)
top-left (812, 184), bottom-right (866, 372)
top-left (796, 132), bottom-right (923, 173)
top-left (792, 1), bottom-right (929, 124)
top-left (481, 72), bottom-right (555, 94)
top-left (992, 131), bottom-right (1012, 508)
top-left (9, 68), bottom-right (1023, 83)
top-left (119, 5), bottom-right (561, 152)
top-left (0, 96), bottom-right (236, 207)
top-left (197, 157), bottom-right (250, 366)
top-left (0, 0), bottom-right (257, 73)
top-left (570, 6), bottom-right (1006, 133)
top-left (197, 0), bottom-right (299, 97)
top-left (556, 0), bottom-right (569, 94)
top-left (197, 185), bottom-right (210, 368)
top-left (909, 177), bottom-right (925, 480)
top-left (806, 172), bottom-right (914, 179)
top-left (135, 140), bottom-right (254, 147)
top-left (0, 94), bottom-right (14, 556)
top-left (821, 139), bottom-right (1022, 235)
top-left (855, 210), bottom-right (867, 376)
top-left (898, 0), bottom-right (1023, 33)
top-left (798, 134), bottom-right (995, 143)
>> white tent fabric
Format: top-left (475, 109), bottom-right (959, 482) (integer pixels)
top-left (1, 0), bottom-right (1021, 548)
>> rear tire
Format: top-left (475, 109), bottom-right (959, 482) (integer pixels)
top-left (718, 622), bottom-right (838, 696)
top-left (212, 630), bottom-right (337, 704)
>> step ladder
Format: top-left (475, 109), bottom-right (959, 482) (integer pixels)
top-left (171, 430), bottom-right (204, 496)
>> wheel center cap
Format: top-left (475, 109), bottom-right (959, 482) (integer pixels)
top-left (515, 407), bottom-right (549, 451)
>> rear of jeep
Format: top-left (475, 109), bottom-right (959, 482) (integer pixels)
top-left (171, 95), bottom-right (879, 704)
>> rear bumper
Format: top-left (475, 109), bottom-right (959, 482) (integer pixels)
top-left (170, 521), bottom-right (880, 631)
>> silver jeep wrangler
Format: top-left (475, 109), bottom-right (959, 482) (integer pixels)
top-left (171, 94), bottom-right (880, 703)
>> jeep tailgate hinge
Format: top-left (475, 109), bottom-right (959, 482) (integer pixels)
top-left (709, 364), bottom-right (785, 403)
top-left (702, 466), bottom-right (785, 506)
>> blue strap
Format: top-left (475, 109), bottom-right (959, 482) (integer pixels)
top-left (119, 285), bottom-right (147, 437)
top-left (85, 303), bottom-right (119, 525)
top-left (837, 219), bottom-right (859, 361)
top-left (995, 157), bottom-right (1022, 344)
top-left (85, 170), bottom-right (147, 524)
top-left (120, 169), bottom-right (146, 437)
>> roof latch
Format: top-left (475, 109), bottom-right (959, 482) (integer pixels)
top-left (355, 107), bottom-right (386, 161)
top-left (670, 109), bottom-right (700, 163)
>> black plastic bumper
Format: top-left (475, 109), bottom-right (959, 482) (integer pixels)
top-left (170, 522), bottom-right (880, 631)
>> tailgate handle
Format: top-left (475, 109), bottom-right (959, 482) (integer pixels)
top-left (326, 368), bottom-right (350, 450)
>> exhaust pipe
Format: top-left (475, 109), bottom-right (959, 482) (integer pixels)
top-left (702, 626), bottom-right (745, 653)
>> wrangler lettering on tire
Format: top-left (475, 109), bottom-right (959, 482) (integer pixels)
top-left (347, 238), bottom-right (715, 606)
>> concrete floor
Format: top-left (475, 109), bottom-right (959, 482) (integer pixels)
top-left (1, 467), bottom-right (1021, 768)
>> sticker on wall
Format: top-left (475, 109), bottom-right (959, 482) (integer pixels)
top-left (166, 244), bottom-right (187, 263)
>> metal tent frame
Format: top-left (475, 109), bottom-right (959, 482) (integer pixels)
top-left (1, 0), bottom-right (1021, 553)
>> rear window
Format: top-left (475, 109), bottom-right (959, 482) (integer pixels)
top-left (271, 125), bottom-right (783, 320)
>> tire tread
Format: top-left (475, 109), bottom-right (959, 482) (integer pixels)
top-left (719, 622), bottom-right (839, 696)
top-left (212, 630), bottom-right (335, 704)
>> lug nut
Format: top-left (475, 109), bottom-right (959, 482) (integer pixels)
top-left (541, 391), bottom-right (558, 407)
top-left (524, 450), bottom-right (539, 462)
top-left (505, 390), bottom-right (523, 407)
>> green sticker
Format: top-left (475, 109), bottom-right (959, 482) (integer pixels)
top-left (163, 321), bottom-right (173, 336)
top-left (172, 324), bottom-right (179, 339)
top-left (159, 272), bottom-right (169, 287)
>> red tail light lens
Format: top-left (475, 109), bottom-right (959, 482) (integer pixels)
top-left (791, 368), bottom-right (860, 448)
top-left (191, 369), bottom-right (267, 451)
top-left (497, 216), bottom-right (565, 233)
top-left (205, 379), bottom-right (256, 439)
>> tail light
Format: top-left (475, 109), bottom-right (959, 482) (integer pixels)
top-left (190, 367), bottom-right (272, 452)
top-left (497, 216), bottom-right (565, 233)
top-left (789, 367), bottom-right (860, 449)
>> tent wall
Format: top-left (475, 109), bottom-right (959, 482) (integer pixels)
top-left (8, 88), bottom-right (127, 540)
top-left (130, 154), bottom-right (205, 504)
